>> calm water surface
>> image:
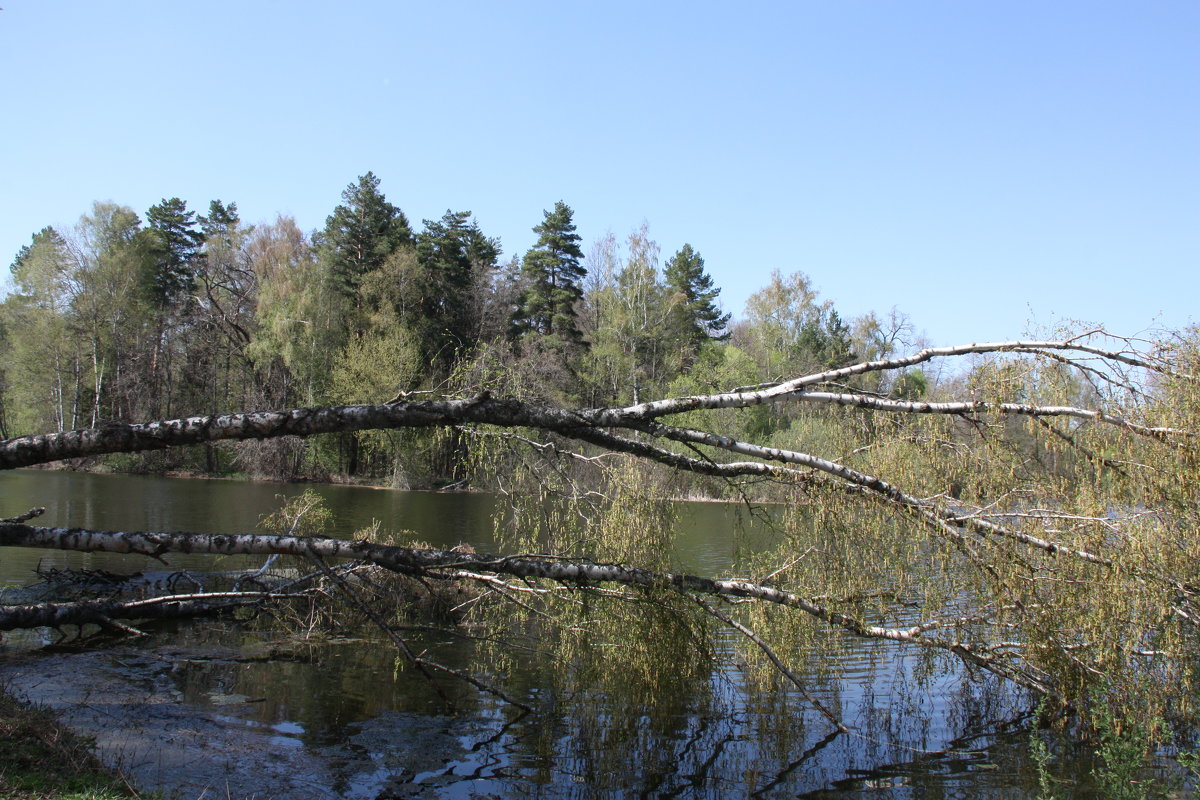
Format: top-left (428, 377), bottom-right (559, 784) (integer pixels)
top-left (0, 470), bottom-right (1064, 798)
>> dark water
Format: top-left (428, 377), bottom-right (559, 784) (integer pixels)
top-left (0, 470), bottom-right (1084, 798)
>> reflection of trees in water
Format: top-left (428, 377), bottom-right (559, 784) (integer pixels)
top-left (484, 659), bottom-right (1018, 796)
top-left (6, 331), bottom-right (1199, 794)
top-left (167, 626), bottom-right (487, 744)
top-left (26, 480), bottom-right (1039, 795)
top-left (455, 594), bottom-right (1022, 795)
top-left (155, 507), bottom-right (1030, 794)
top-left (157, 578), bottom-right (1027, 795)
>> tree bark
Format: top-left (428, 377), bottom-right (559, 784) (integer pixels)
top-left (0, 333), bottom-right (1192, 715)
top-left (0, 521), bottom-right (1053, 695)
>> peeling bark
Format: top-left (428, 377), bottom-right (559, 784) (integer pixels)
top-left (0, 338), bottom-right (1185, 470)
top-left (0, 336), bottom-right (1182, 572)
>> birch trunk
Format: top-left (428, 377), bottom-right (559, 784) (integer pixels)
top-left (0, 521), bottom-right (1052, 695)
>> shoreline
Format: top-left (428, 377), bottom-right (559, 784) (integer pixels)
top-left (0, 684), bottom-right (143, 799)
top-left (21, 460), bottom-right (759, 505)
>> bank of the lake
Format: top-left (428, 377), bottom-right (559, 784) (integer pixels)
top-left (0, 690), bottom-right (147, 800)
top-left (24, 460), bottom-right (738, 505)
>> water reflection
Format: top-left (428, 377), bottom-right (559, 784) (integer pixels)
top-left (0, 471), bottom-right (1042, 797)
top-left (151, 606), bottom-right (1027, 795)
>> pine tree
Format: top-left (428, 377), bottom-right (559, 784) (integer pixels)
top-left (663, 244), bottom-right (730, 360)
top-left (318, 173), bottom-right (412, 303)
top-left (145, 197), bottom-right (204, 306)
top-left (512, 202), bottom-right (586, 348)
top-left (199, 200), bottom-right (240, 243)
top-left (797, 309), bottom-right (855, 369)
top-left (414, 210), bottom-right (500, 367)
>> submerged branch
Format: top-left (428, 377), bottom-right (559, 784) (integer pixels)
top-left (0, 522), bottom-right (1050, 695)
top-left (0, 590), bottom-right (300, 632)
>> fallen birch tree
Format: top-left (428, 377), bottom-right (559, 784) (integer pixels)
top-left (1, 331), bottom-right (1198, 734)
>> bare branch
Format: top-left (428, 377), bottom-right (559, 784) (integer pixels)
top-left (694, 596), bottom-right (849, 733)
top-left (790, 391), bottom-right (1189, 441)
top-left (0, 590), bottom-right (299, 632)
top-left (0, 523), bottom-right (1055, 694)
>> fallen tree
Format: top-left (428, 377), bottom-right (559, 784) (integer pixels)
top-left (1, 331), bottom-right (1198, 736)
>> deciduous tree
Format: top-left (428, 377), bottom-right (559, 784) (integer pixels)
top-left (740, 269), bottom-right (856, 380)
top-left (580, 226), bottom-right (675, 404)
top-left (246, 216), bottom-right (338, 407)
top-left (2, 331), bottom-right (1197, 746)
top-left (2, 227), bottom-right (80, 432)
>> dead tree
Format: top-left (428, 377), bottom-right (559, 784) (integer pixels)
top-left (1, 331), bottom-right (1198, 732)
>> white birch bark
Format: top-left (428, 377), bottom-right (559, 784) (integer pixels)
top-left (0, 522), bottom-right (1051, 695)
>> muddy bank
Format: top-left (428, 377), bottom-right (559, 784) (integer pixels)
top-left (0, 644), bottom-right (495, 800)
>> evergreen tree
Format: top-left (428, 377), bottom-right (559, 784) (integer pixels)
top-left (512, 202), bottom-right (586, 348)
top-left (318, 172), bottom-right (412, 303)
top-left (414, 210), bottom-right (500, 367)
top-left (314, 175), bottom-right (412, 478)
top-left (10, 233), bottom-right (41, 279)
top-left (663, 244), bottom-right (730, 363)
top-left (797, 308), bottom-right (855, 369)
top-left (145, 197), bottom-right (204, 306)
top-left (199, 200), bottom-right (240, 244)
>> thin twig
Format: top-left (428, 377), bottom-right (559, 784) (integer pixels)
top-left (694, 595), bottom-right (848, 734)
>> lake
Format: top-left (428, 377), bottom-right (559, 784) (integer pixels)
top-left (0, 469), bottom-right (1071, 798)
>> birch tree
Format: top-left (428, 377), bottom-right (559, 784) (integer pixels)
top-left (2, 228), bottom-right (80, 433)
top-left (580, 226), bottom-right (678, 404)
top-left (1, 329), bottom-right (1198, 739)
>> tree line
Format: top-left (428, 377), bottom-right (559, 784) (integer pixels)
top-left (1, 173), bottom-right (916, 485)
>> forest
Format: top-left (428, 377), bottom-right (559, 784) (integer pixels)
top-left (0, 172), bottom-right (897, 487)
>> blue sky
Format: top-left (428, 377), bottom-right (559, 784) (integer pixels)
top-left (1, 1), bottom-right (1196, 347)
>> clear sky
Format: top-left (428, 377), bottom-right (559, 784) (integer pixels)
top-left (1, 1), bottom-right (1196, 347)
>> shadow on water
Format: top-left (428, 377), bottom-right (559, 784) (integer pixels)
top-left (0, 471), bottom-right (1054, 797)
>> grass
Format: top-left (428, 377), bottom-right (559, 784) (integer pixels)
top-left (0, 689), bottom-right (147, 800)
